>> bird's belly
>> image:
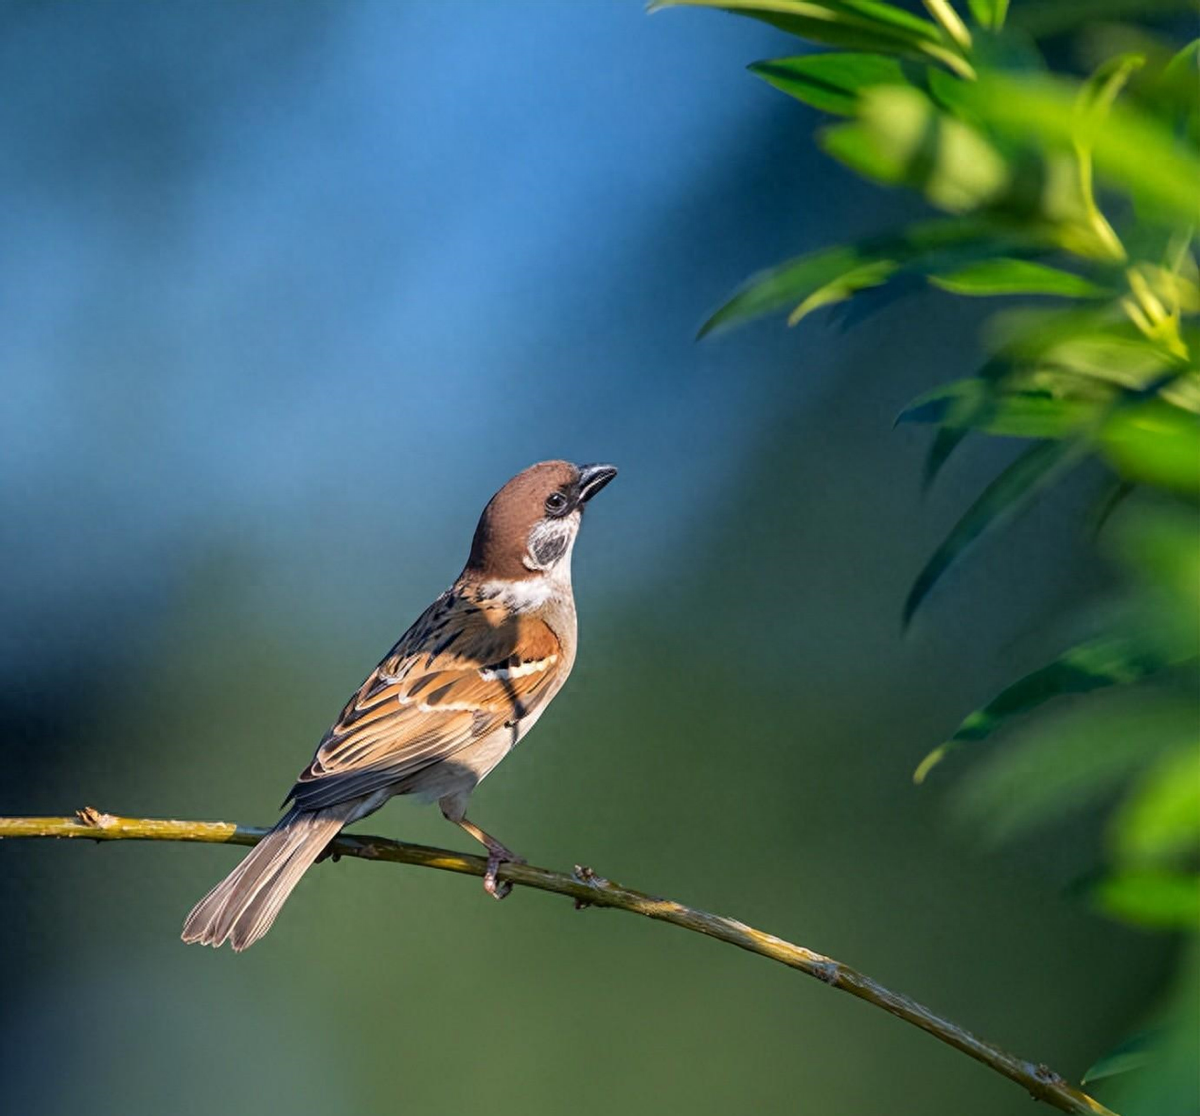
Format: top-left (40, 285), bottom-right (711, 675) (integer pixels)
top-left (399, 722), bottom-right (527, 804)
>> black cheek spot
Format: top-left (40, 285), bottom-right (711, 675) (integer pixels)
top-left (532, 532), bottom-right (569, 566)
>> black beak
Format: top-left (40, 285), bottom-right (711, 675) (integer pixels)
top-left (578, 463), bottom-right (618, 503)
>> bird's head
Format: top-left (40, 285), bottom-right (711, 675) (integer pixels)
top-left (464, 460), bottom-right (617, 585)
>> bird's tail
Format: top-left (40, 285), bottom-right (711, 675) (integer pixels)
top-left (181, 804), bottom-right (353, 951)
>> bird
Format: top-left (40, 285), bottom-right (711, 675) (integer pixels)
top-left (182, 459), bottom-right (617, 951)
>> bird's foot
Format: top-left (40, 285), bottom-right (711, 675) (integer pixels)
top-left (483, 844), bottom-right (525, 900)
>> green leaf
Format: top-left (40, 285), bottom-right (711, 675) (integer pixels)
top-left (1083, 1030), bottom-right (1160, 1084)
top-left (903, 437), bottom-right (1090, 625)
top-left (914, 633), bottom-right (1191, 782)
top-left (959, 72), bottom-right (1200, 224)
top-left (749, 52), bottom-right (913, 116)
top-left (822, 86), bottom-right (1010, 212)
top-left (1085, 477), bottom-right (1135, 539)
top-left (651, 0), bottom-right (947, 55)
top-left (898, 377), bottom-right (1104, 438)
top-left (1159, 38), bottom-right (1200, 142)
top-left (923, 424), bottom-right (970, 490)
top-left (699, 218), bottom-right (1006, 335)
top-left (1118, 504), bottom-right (1200, 615)
top-left (1101, 402), bottom-right (1200, 496)
top-left (928, 258), bottom-right (1108, 298)
top-left (1113, 746), bottom-right (1200, 866)
top-left (652, 1), bottom-right (978, 79)
top-left (965, 0), bottom-right (1008, 31)
top-left (788, 258), bottom-right (899, 323)
top-left (1094, 870), bottom-right (1200, 929)
top-left (951, 699), bottom-right (1194, 842)
top-left (1008, 0), bottom-right (1199, 40)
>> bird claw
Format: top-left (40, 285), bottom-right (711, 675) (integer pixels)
top-left (483, 847), bottom-right (524, 900)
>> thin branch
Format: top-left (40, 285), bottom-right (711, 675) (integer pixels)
top-left (2, 809), bottom-right (1115, 1116)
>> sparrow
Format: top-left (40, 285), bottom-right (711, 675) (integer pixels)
top-left (182, 459), bottom-right (617, 951)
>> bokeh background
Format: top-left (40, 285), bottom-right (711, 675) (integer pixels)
top-left (0, 3), bottom-right (1178, 1114)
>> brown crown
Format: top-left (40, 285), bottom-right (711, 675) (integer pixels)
top-left (464, 460), bottom-right (581, 581)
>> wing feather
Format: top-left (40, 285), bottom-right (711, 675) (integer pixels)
top-left (285, 589), bottom-right (562, 810)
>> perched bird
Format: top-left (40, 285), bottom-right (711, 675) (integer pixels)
top-left (182, 459), bottom-right (617, 951)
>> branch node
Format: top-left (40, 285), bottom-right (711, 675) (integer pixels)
top-left (76, 806), bottom-right (114, 829)
top-left (572, 863), bottom-right (612, 910)
top-left (814, 962), bottom-right (840, 986)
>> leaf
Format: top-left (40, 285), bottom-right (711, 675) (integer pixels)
top-left (903, 437), bottom-right (1090, 626)
top-left (1008, 0), bottom-right (1199, 40)
top-left (1100, 402), bottom-right (1200, 496)
top-left (959, 72), bottom-right (1200, 224)
top-left (1118, 505), bottom-right (1200, 614)
top-left (1085, 477), bottom-right (1135, 539)
top-left (699, 218), bottom-right (1007, 335)
top-left (965, 0), bottom-right (1008, 31)
top-left (1113, 746), bottom-right (1200, 866)
top-left (914, 633), bottom-right (1192, 782)
top-left (1094, 870), bottom-right (1200, 929)
top-left (749, 52), bottom-right (913, 116)
top-left (923, 424), bottom-right (970, 489)
top-left (1072, 53), bottom-right (1147, 260)
top-left (650, 1), bottom-right (949, 57)
top-left (1159, 38), bottom-right (1200, 142)
top-left (984, 309), bottom-right (1194, 401)
top-left (928, 258), bottom-right (1108, 298)
top-left (822, 86), bottom-right (1010, 213)
top-left (788, 259), bottom-right (899, 323)
top-left (921, 0), bottom-right (972, 52)
top-left (1083, 1030), bottom-right (1161, 1084)
top-left (898, 377), bottom-right (1104, 438)
top-left (951, 699), bottom-right (1194, 842)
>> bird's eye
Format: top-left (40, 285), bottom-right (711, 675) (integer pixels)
top-left (544, 491), bottom-right (569, 516)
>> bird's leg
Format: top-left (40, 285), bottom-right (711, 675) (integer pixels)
top-left (442, 810), bottom-right (524, 900)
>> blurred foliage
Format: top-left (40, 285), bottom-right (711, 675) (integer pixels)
top-left (663, 1), bottom-right (1199, 1112)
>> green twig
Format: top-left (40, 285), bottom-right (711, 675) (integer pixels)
top-left (1, 808), bottom-right (1116, 1116)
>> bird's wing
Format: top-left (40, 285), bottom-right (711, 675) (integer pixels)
top-left (285, 590), bottom-right (563, 810)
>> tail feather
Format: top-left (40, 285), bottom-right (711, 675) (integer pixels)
top-left (182, 805), bottom-right (352, 951)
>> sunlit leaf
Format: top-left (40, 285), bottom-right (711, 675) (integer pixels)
top-left (699, 218), bottom-right (1007, 335)
top-left (959, 72), bottom-right (1200, 223)
top-left (649, 0), bottom-right (974, 74)
top-left (1101, 402), bottom-right (1200, 495)
top-left (965, 0), bottom-right (1007, 30)
top-left (788, 259), bottom-right (898, 322)
top-left (914, 633), bottom-right (1192, 782)
top-left (928, 258), bottom-right (1108, 298)
top-left (903, 437), bottom-right (1090, 625)
top-left (1078, 52), bottom-right (1146, 120)
top-left (822, 86), bottom-right (1010, 212)
top-left (1094, 869), bottom-right (1200, 929)
top-left (1159, 38), bottom-right (1200, 141)
top-left (1073, 53), bottom-right (1147, 261)
top-left (749, 52), bottom-right (913, 116)
top-left (1113, 746), bottom-right (1200, 865)
top-left (986, 309), bottom-right (1196, 405)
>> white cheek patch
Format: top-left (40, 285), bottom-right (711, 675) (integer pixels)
top-left (524, 516), bottom-right (579, 572)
